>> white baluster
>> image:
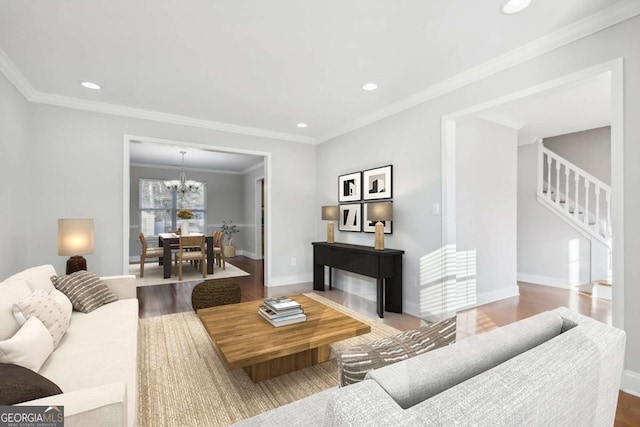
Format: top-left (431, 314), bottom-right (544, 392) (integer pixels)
top-left (537, 141), bottom-right (544, 197)
top-left (594, 185), bottom-right (601, 235)
top-left (564, 166), bottom-right (570, 212)
top-left (606, 191), bottom-right (612, 239)
top-left (555, 160), bottom-right (560, 205)
top-left (574, 173), bottom-right (580, 219)
top-left (546, 155), bottom-right (552, 200)
top-left (583, 180), bottom-right (590, 226)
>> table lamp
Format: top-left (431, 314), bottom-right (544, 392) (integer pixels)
top-left (367, 202), bottom-right (393, 250)
top-left (321, 206), bottom-right (339, 244)
top-left (58, 219), bottom-right (94, 274)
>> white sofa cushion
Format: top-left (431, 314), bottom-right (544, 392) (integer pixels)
top-left (0, 278), bottom-right (33, 341)
top-left (8, 265), bottom-right (56, 294)
top-left (50, 289), bottom-right (73, 328)
top-left (0, 316), bottom-right (54, 371)
top-left (13, 289), bottom-right (70, 349)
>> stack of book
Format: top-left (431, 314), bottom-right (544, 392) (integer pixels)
top-left (258, 296), bottom-right (306, 327)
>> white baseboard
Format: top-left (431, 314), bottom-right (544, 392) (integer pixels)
top-left (457, 285), bottom-right (520, 311)
top-left (236, 250), bottom-right (261, 260)
top-left (129, 256), bottom-right (139, 263)
top-left (267, 273), bottom-right (313, 287)
top-left (622, 369), bottom-right (640, 397)
top-left (517, 273), bottom-right (571, 289)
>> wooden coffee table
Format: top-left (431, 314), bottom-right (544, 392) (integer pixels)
top-left (197, 294), bottom-right (371, 382)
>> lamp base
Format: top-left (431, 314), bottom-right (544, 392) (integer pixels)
top-left (374, 222), bottom-right (385, 250)
top-left (66, 256), bottom-right (87, 275)
top-left (327, 222), bottom-right (335, 244)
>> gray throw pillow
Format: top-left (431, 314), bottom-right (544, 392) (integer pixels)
top-left (337, 316), bottom-right (456, 387)
top-left (51, 271), bottom-right (117, 313)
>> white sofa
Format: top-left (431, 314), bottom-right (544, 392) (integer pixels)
top-left (0, 265), bottom-right (138, 427)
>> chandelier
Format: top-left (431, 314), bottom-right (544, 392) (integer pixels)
top-left (164, 151), bottom-right (201, 194)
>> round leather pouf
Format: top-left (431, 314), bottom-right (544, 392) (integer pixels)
top-left (191, 279), bottom-right (241, 311)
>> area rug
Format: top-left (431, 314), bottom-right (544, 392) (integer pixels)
top-left (137, 293), bottom-right (400, 426)
top-left (130, 261), bottom-right (250, 288)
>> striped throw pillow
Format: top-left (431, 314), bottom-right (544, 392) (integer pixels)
top-left (336, 316), bottom-right (456, 387)
top-left (50, 271), bottom-right (117, 313)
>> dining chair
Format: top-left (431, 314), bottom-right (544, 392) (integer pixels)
top-left (139, 232), bottom-right (165, 278)
top-left (174, 235), bottom-right (206, 281)
top-left (212, 231), bottom-right (226, 270)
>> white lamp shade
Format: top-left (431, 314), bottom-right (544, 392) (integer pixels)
top-left (58, 219), bottom-right (94, 256)
top-left (367, 202), bottom-right (393, 222)
top-left (321, 205), bottom-right (339, 220)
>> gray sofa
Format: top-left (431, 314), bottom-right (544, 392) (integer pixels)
top-left (235, 307), bottom-right (626, 426)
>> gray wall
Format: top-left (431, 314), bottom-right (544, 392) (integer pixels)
top-left (129, 165), bottom-right (245, 259)
top-left (544, 126), bottom-right (611, 185)
top-left (0, 69), bottom-right (30, 277)
top-left (457, 117), bottom-right (518, 309)
top-left (13, 98), bottom-right (315, 286)
top-left (316, 16), bottom-right (640, 384)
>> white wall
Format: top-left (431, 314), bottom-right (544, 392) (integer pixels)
top-left (456, 117), bottom-right (518, 308)
top-left (19, 100), bottom-right (315, 286)
top-left (0, 69), bottom-right (30, 278)
top-left (240, 165), bottom-right (265, 260)
top-left (316, 16), bottom-right (640, 390)
top-left (129, 165), bottom-right (246, 259)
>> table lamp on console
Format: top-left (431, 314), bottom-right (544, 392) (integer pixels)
top-left (321, 206), bottom-right (339, 244)
top-left (58, 219), bottom-right (94, 274)
top-left (367, 202), bottom-right (392, 250)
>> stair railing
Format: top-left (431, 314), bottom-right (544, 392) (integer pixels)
top-left (537, 141), bottom-right (611, 244)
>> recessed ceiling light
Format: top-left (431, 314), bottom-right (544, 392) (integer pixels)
top-left (80, 81), bottom-right (102, 90)
top-left (296, 122), bottom-right (308, 128)
top-left (362, 82), bottom-right (378, 91)
top-left (501, 0), bottom-right (531, 14)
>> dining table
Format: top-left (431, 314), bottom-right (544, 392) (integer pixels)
top-left (158, 233), bottom-right (214, 279)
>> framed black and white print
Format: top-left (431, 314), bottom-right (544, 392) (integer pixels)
top-left (338, 172), bottom-right (362, 202)
top-left (363, 165), bottom-right (392, 200)
top-left (363, 203), bottom-right (392, 234)
top-left (339, 204), bottom-right (362, 232)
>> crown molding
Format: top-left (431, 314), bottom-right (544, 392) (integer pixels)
top-left (29, 91), bottom-right (315, 144)
top-left (241, 162), bottom-right (265, 175)
top-left (316, 0), bottom-right (640, 143)
top-left (130, 162), bottom-right (246, 175)
top-left (478, 112), bottom-right (527, 130)
top-left (0, 48), bottom-right (35, 100)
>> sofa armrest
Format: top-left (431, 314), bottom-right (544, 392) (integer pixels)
top-left (324, 380), bottom-right (406, 426)
top-left (101, 275), bottom-right (137, 300)
top-left (17, 382), bottom-right (127, 427)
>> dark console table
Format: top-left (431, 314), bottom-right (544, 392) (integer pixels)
top-left (312, 242), bottom-right (404, 318)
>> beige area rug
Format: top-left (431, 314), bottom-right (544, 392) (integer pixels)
top-left (130, 261), bottom-right (250, 288)
top-left (137, 292), bottom-right (400, 426)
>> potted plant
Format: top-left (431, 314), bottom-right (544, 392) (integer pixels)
top-left (221, 220), bottom-right (239, 258)
top-left (176, 209), bottom-right (194, 235)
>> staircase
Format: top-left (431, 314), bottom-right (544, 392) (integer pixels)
top-left (536, 141), bottom-right (612, 298)
top-left (536, 141), bottom-right (612, 248)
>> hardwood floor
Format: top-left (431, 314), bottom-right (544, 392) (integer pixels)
top-left (136, 256), bottom-right (639, 425)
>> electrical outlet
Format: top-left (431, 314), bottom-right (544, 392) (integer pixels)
top-left (432, 202), bottom-right (440, 215)
top-left (410, 276), bottom-right (418, 288)
top-left (291, 257), bottom-right (296, 266)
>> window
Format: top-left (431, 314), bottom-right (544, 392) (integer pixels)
top-left (139, 179), bottom-right (206, 236)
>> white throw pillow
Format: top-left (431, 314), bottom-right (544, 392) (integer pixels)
top-left (50, 289), bottom-right (73, 328)
top-left (0, 316), bottom-right (54, 372)
top-left (12, 289), bottom-right (70, 349)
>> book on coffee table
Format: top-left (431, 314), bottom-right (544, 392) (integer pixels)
top-left (258, 309), bottom-right (307, 327)
top-left (263, 296), bottom-right (302, 313)
top-left (259, 304), bottom-right (304, 320)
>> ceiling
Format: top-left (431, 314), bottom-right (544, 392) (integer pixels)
top-left (479, 72), bottom-right (611, 144)
top-left (0, 0), bottom-right (633, 144)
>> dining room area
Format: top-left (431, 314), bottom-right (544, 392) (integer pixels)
top-left (127, 139), bottom-right (266, 288)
